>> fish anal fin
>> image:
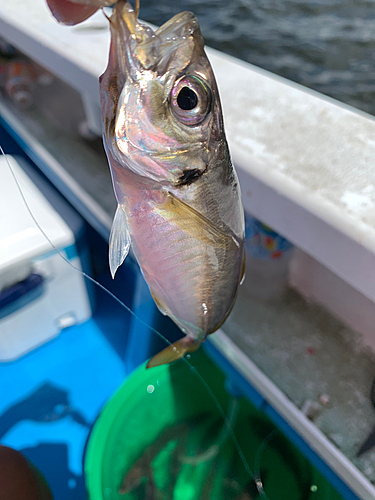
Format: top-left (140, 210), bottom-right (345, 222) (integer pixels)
top-left (146, 337), bottom-right (201, 369)
top-left (109, 204), bottom-right (131, 279)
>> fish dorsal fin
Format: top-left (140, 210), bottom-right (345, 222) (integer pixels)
top-left (109, 204), bottom-right (131, 279)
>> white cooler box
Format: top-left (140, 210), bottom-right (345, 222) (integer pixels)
top-left (0, 155), bottom-right (92, 361)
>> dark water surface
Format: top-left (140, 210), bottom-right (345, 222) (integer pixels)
top-left (141, 0), bottom-right (375, 116)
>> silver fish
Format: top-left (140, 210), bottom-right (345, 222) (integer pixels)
top-left (48, 0), bottom-right (245, 367)
top-left (118, 420), bottom-right (192, 497)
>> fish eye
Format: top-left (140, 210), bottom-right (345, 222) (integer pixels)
top-left (177, 87), bottom-right (198, 110)
top-left (170, 75), bottom-right (211, 126)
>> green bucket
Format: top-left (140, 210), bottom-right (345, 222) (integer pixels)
top-left (85, 351), bottom-right (343, 500)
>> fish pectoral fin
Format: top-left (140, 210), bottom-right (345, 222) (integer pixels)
top-left (162, 192), bottom-right (240, 249)
top-left (109, 204), bottom-right (131, 279)
top-left (146, 337), bottom-right (201, 369)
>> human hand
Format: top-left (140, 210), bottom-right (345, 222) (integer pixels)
top-left (46, 0), bottom-right (113, 25)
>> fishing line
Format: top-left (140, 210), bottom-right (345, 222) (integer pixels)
top-left (1, 145), bottom-right (255, 485)
top-left (253, 429), bottom-right (277, 498)
top-left (181, 396), bottom-right (239, 465)
top-left (253, 427), bottom-right (322, 500)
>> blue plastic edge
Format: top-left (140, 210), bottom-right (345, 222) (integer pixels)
top-left (64, 244), bottom-right (79, 261)
top-left (204, 340), bottom-right (361, 500)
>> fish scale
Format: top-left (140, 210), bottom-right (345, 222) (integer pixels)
top-left (131, 205), bottom-right (210, 334)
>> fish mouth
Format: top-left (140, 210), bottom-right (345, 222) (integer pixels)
top-left (114, 0), bottom-right (139, 39)
top-left (111, 1), bottom-right (202, 73)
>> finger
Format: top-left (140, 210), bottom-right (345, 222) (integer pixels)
top-left (46, 0), bottom-right (99, 25)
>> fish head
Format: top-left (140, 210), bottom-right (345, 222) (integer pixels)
top-left (101, 1), bottom-right (226, 187)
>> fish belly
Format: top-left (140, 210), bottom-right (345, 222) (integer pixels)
top-left (126, 193), bottom-right (243, 340)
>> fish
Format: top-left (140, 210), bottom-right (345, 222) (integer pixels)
top-left (47, 0), bottom-right (245, 367)
top-left (119, 416), bottom-right (208, 497)
top-left (118, 423), bottom-right (187, 498)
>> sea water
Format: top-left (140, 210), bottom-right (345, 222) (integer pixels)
top-left (141, 0), bottom-right (375, 117)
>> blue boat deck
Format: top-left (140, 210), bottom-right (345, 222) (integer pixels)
top-left (0, 271), bottom-right (130, 500)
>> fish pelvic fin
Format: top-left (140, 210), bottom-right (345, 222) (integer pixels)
top-left (146, 336), bottom-right (201, 369)
top-left (109, 204), bottom-right (131, 278)
top-left (150, 290), bottom-right (168, 316)
top-left (240, 252), bottom-right (246, 285)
